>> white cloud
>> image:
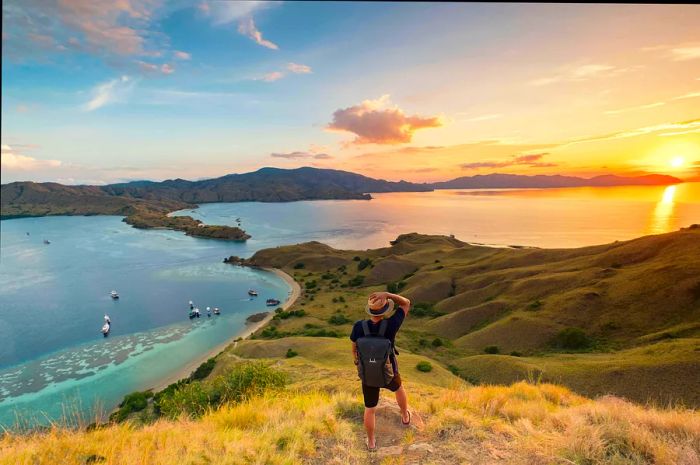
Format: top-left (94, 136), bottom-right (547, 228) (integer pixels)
top-left (1, 145), bottom-right (61, 171)
top-left (83, 76), bottom-right (136, 111)
top-left (287, 62), bottom-right (312, 74)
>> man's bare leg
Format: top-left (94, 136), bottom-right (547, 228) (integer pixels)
top-left (394, 385), bottom-right (410, 423)
top-left (364, 406), bottom-right (377, 449)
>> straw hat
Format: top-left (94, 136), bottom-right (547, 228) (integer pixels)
top-left (365, 294), bottom-right (395, 317)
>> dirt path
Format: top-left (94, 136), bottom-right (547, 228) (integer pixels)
top-left (350, 398), bottom-right (499, 464)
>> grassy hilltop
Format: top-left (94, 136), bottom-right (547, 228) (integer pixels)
top-left (2, 227), bottom-right (699, 464)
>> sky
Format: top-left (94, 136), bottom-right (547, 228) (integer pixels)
top-left (2, 1), bottom-right (700, 185)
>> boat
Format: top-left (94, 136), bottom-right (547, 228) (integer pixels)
top-left (266, 298), bottom-right (281, 306)
top-left (213, 307), bottom-right (221, 315)
top-left (43, 239), bottom-right (50, 244)
top-left (206, 306), bottom-right (212, 317)
top-left (110, 290), bottom-right (119, 300)
top-left (248, 289), bottom-right (258, 296)
top-left (189, 307), bottom-right (201, 319)
top-left (101, 322), bottom-right (111, 337)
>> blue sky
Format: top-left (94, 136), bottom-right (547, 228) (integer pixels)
top-left (2, 2), bottom-right (699, 184)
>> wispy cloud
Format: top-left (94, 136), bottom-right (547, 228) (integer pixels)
top-left (606, 91), bottom-right (700, 116)
top-left (287, 62), bottom-right (312, 74)
top-left (260, 71), bottom-right (284, 82)
top-left (458, 113), bottom-right (502, 122)
top-left (173, 50), bottom-right (191, 60)
top-left (671, 91), bottom-right (700, 100)
top-left (238, 17), bottom-right (278, 50)
top-left (605, 101), bottom-right (666, 115)
top-left (137, 61), bottom-right (175, 75)
top-left (327, 95), bottom-right (442, 145)
top-left (200, 1), bottom-right (279, 50)
top-left (2, 0), bottom-right (179, 75)
top-left (270, 151), bottom-right (332, 160)
top-left (1, 144), bottom-right (61, 171)
top-left (670, 45), bottom-right (700, 61)
top-left (83, 76), bottom-right (136, 111)
top-left (564, 119), bottom-right (700, 145)
top-left (461, 153), bottom-right (556, 170)
top-left (204, 1), bottom-right (269, 25)
top-left (529, 63), bottom-right (627, 86)
top-left (643, 43), bottom-right (700, 62)
top-left (257, 62), bottom-right (313, 82)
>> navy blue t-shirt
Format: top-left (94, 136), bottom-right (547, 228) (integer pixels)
top-left (350, 309), bottom-right (406, 375)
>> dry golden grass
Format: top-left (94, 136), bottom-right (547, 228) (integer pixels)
top-left (2, 357), bottom-right (698, 465)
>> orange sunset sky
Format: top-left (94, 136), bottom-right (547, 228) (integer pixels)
top-left (1, 2), bottom-right (699, 184)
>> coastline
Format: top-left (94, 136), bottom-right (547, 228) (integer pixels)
top-left (149, 266), bottom-right (300, 393)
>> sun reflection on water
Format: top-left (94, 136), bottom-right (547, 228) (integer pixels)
top-left (648, 185), bottom-right (677, 234)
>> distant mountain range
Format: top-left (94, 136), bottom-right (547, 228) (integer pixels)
top-left (430, 173), bottom-right (682, 189)
top-left (1, 167), bottom-right (682, 219)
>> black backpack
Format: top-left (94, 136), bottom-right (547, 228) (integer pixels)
top-left (356, 319), bottom-right (395, 387)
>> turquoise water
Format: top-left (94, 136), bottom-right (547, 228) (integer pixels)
top-left (0, 216), bottom-right (290, 428)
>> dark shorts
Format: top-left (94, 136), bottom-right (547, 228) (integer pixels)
top-left (362, 374), bottom-right (402, 408)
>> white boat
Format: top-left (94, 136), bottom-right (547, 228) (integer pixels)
top-left (248, 289), bottom-right (258, 296)
top-left (101, 323), bottom-right (110, 337)
top-left (213, 307), bottom-right (221, 315)
top-left (110, 290), bottom-right (119, 299)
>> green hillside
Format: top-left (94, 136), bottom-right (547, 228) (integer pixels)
top-left (239, 225), bottom-right (700, 405)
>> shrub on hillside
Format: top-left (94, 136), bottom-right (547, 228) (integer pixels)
top-left (190, 358), bottom-right (216, 381)
top-left (110, 390), bottom-right (153, 422)
top-left (285, 348), bottom-right (298, 358)
top-left (416, 361), bottom-right (433, 372)
top-left (158, 362), bottom-right (286, 419)
top-left (431, 337), bottom-right (444, 348)
top-left (273, 309), bottom-right (306, 320)
top-left (347, 275), bottom-right (365, 287)
top-left (412, 302), bottom-right (444, 318)
top-left (293, 262), bottom-right (305, 269)
top-left (328, 314), bottom-right (351, 325)
top-left (484, 345), bottom-right (500, 354)
top-left (357, 258), bottom-right (372, 271)
top-left (551, 327), bottom-right (592, 350)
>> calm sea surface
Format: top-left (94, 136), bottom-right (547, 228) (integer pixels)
top-left (1, 183), bottom-right (699, 427)
top-left (176, 183), bottom-right (700, 249)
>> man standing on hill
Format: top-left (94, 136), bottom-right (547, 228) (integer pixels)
top-left (350, 291), bottom-right (412, 451)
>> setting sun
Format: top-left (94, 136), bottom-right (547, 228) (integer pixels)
top-left (670, 156), bottom-right (686, 168)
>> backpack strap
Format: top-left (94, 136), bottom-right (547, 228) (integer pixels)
top-left (378, 319), bottom-right (388, 337)
top-left (361, 320), bottom-right (371, 337)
